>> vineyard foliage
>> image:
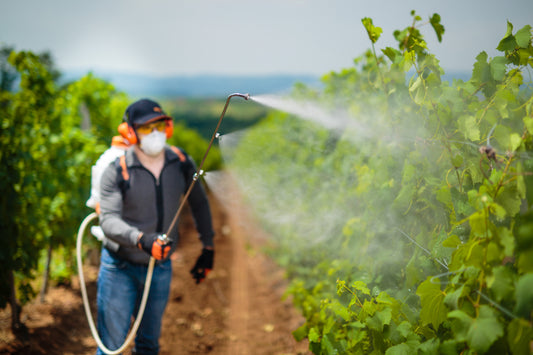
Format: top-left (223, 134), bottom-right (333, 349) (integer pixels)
top-left (228, 12), bottom-right (533, 354)
top-left (0, 50), bottom-right (129, 311)
top-left (0, 49), bottom-right (221, 322)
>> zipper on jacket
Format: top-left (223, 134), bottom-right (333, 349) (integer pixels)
top-left (155, 179), bottom-right (164, 233)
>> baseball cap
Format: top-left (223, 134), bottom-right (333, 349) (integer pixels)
top-left (124, 99), bottom-right (172, 126)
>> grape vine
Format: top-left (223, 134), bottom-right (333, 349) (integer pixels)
top-left (230, 11), bottom-right (533, 354)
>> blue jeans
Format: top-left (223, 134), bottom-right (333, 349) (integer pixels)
top-left (96, 248), bottom-right (172, 355)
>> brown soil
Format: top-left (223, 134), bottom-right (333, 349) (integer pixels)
top-left (0, 191), bottom-right (310, 355)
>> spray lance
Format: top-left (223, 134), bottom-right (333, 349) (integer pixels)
top-left (76, 93), bottom-right (250, 354)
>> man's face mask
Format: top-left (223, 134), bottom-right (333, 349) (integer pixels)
top-left (139, 130), bottom-right (167, 156)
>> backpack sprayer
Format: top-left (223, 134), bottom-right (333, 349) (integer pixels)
top-left (76, 93), bottom-right (250, 354)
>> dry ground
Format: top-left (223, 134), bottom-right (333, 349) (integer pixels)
top-left (0, 192), bottom-right (310, 355)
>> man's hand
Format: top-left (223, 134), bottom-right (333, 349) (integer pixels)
top-left (137, 233), bottom-right (172, 260)
top-left (190, 248), bottom-right (214, 284)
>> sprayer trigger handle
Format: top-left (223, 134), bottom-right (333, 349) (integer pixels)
top-left (158, 234), bottom-right (170, 245)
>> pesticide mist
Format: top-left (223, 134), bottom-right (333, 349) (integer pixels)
top-left (206, 92), bottom-right (450, 297)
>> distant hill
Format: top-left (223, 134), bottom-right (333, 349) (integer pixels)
top-left (61, 71), bottom-right (322, 98)
top-left (60, 70), bottom-right (475, 98)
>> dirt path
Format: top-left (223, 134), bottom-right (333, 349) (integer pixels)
top-left (0, 191), bottom-right (309, 355)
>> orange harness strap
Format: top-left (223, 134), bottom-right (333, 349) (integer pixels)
top-left (119, 155), bottom-right (129, 181)
top-left (170, 146), bottom-right (187, 162)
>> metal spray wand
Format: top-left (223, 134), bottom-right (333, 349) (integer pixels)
top-left (160, 92), bottom-right (250, 243)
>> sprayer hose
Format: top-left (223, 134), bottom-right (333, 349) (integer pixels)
top-left (76, 212), bottom-right (156, 355)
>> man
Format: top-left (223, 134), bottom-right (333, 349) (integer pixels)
top-left (97, 98), bottom-right (215, 354)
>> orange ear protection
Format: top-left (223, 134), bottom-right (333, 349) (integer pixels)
top-left (164, 119), bottom-right (174, 139)
top-left (118, 119), bottom-right (174, 145)
top-left (118, 121), bottom-right (138, 145)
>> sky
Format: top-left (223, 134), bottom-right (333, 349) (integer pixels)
top-left (1, 0), bottom-right (532, 77)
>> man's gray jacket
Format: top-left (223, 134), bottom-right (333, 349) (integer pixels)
top-left (99, 145), bottom-right (214, 265)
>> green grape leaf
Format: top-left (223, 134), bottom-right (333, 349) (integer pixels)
top-left (507, 318), bottom-right (533, 355)
top-left (330, 300), bottom-right (351, 321)
top-left (509, 133), bottom-right (522, 151)
top-left (467, 306), bottom-right (504, 353)
top-left (418, 338), bottom-right (440, 354)
top-left (440, 339), bottom-right (463, 355)
top-left (498, 226), bottom-right (515, 257)
top-left (503, 21), bottom-right (514, 38)
top-left (292, 324), bottom-right (308, 342)
top-left (352, 280), bottom-right (371, 295)
top-left (490, 202), bottom-right (507, 221)
top-left (497, 33), bottom-right (517, 53)
top-left (518, 250), bottom-right (533, 273)
top-left (515, 25), bottom-right (532, 48)
top-left (516, 163), bottom-right (527, 199)
top-left (469, 211), bottom-right (487, 238)
top-left (514, 273), bottom-right (533, 318)
top-left (382, 47), bottom-right (401, 62)
top-left (486, 265), bottom-right (515, 302)
top-left (452, 154), bottom-right (464, 168)
top-left (366, 308), bottom-right (392, 331)
top-left (417, 278), bottom-right (447, 328)
top-left (436, 187), bottom-right (452, 206)
top-left (409, 76), bottom-right (422, 93)
top-left (486, 242), bottom-right (502, 264)
top-left (448, 309), bottom-right (471, 342)
top-left (395, 321), bottom-right (413, 339)
top-left (348, 321), bottom-right (365, 329)
top-left (490, 56), bottom-right (508, 81)
top-left (409, 76), bottom-right (426, 105)
top-left (308, 327), bottom-right (320, 343)
top-left (429, 13), bottom-right (445, 42)
top-left (403, 51), bottom-right (416, 71)
top-left (442, 235), bottom-right (461, 248)
top-left (362, 299), bottom-right (379, 317)
top-left (385, 343), bottom-right (412, 355)
top-left (322, 333), bottom-right (340, 355)
top-left (451, 188), bottom-right (473, 217)
top-left (448, 240), bottom-right (484, 270)
top-left (472, 51), bottom-right (490, 83)
top-left (362, 17), bottom-right (382, 44)
top-left (443, 284), bottom-right (465, 310)
top-left (376, 291), bottom-right (396, 305)
top-left (524, 116), bottom-right (533, 135)
top-left (449, 306), bottom-right (504, 353)
top-left (495, 185), bottom-right (522, 218)
top-left (458, 115), bottom-right (480, 141)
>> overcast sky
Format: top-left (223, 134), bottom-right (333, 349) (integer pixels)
top-left (1, 0), bottom-right (532, 77)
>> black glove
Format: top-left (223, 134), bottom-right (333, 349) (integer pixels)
top-left (137, 233), bottom-right (172, 260)
top-left (190, 248), bottom-right (214, 284)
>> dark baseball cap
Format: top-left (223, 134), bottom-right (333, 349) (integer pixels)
top-left (124, 99), bottom-right (172, 126)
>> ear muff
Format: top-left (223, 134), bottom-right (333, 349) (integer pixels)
top-left (118, 122), bottom-right (138, 145)
top-left (165, 119), bottom-right (174, 139)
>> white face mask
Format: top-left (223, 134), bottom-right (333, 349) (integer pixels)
top-left (140, 130), bottom-right (167, 156)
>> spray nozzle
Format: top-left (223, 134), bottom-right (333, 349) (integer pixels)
top-left (229, 93), bottom-right (250, 100)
